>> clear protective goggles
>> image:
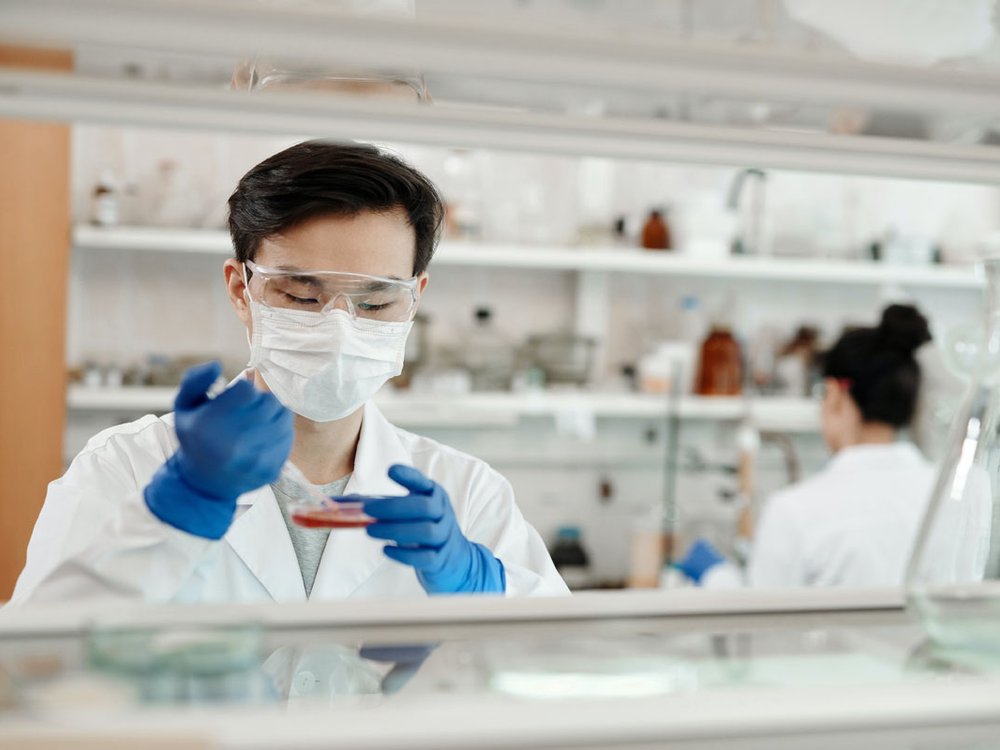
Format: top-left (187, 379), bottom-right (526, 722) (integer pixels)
top-left (243, 260), bottom-right (419, 323)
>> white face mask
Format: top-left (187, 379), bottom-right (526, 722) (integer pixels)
top-left (246, 298), bottom-right (412, 422)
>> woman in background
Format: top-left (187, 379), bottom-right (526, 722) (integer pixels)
top-left (679, 304), bottom-right (940, 588)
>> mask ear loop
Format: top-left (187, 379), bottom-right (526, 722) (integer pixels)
top-left (242, 262), bottom-right (255, 304)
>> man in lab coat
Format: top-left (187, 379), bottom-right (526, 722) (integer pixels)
top-left (12, 140), bottom-right (568, 604)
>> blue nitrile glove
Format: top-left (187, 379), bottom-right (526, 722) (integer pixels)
top-left (144, 361), bottom-right (294, 539)
top-left (363, 465), bottom-right (506, 595)
top-left (358, 643), bottom-right (437, 695)
top-left (673, 538), bottom-right (726, 585)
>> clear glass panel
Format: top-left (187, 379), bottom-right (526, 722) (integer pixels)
top-left (907, 257), bottom-right (1000, 653)
top-left (2, 620), bottom-right (994, 711)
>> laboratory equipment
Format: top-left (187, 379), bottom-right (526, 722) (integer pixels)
top-left (231, 56), bottom-right (429, 101)
top-left (549, 526), bottom-right (592, 591)
top-left (463, 307), bottom-right (516, 391)
top-left (90, 169), bottom-right (118, 226)
top-left (85, 622), bottom-right (268, 704)
top-left (289, 501), bottom-right (375, 529)
top-left (907, 256), bottom-right (1000, 653)
top-left (640, 208), bottom-right (671, 250)
top-left (638, 341), bottom-right (695, 395)
top-left (524, 333), bottom-right (596, 386)
top-left (243, 259), bottom-right (420, 322)
top-left (726, 168), bottom-right (767, 256)
top-left (695, 325), bottom-right (743, 396)
top-left (280, 461), bottom-right (375, 529)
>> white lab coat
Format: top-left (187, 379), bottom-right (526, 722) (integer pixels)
top-left (11, 402), bottom-right (568, 605)
top-left (705, 442), bottom-right (945, 588)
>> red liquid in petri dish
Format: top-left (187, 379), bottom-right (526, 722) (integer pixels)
top-left (290, 504), bottom-right (374, 529)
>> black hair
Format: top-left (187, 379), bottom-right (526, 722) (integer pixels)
top-left (822, 303), bottom-right (932, 428)
top-left (228, 140), bottom-right (444, 275)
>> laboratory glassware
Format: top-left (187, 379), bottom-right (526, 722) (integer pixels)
top-left (231, 56), bottom-right (429, 101)
top-left (695, 325), bottom-right (743, 396)
top-left (463, 307), bottom-right (516, 391)
top-left (906, 256), bottom-right (1000, 652)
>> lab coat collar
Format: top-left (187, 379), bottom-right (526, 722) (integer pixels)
top-left (225, 369), bottom-right (305, 601)
top-left (827, 441), bottom-right (925, 474)
top-left (225, 400), bottom-right (412, 602)
top-left (226, 484), bottom-right (307, 602)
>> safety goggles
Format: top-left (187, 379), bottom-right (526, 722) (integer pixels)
top-left (243, 260), bottom-right (419, 323)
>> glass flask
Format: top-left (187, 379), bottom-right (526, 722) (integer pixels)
top-left (907, 256), bottom-right (1000, 652)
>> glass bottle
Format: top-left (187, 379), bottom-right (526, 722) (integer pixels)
top-left (640, 209), bottom-right (671, 250)
top-left (463, 307), bottom-right (516, 392)
top-left (906, 256), bottom-right (1000, 653)
top-left (695, 325), bottom-right (743, 396)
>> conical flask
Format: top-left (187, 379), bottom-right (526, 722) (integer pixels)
top-left (906, 256), bottom-right (1000, 652)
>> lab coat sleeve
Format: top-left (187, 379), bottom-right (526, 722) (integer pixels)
top-left (745, 492), bottom-right (808, 588)
top-left (10, 435), bottom-right (217, 605)
top-left (465, 476), bottom-right (569, 597)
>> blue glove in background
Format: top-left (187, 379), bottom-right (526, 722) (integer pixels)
top-left (144, 361), bottom-right (294, 540)
top-left (363, 465), bottom-right (506, 595)
top-left (674, 538), bottom-right (726, 584)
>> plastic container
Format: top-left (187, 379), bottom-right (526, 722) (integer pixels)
top-left (290, 501), bottom-right (375, 529)
top-left (639, 341), bottom-right (695, 395)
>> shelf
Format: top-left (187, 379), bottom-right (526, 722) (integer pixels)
top-left (74, 225), bottom-right (983, 290)
top-left (66, 386), bottom-right (821, 432)
top-left (74, 225), bottom-right (232, 255)
top-left (8, 68), bottom-right (1000, 185)
top-left (8, 2), bottom-right (1000, 185)
top-left (438, 244), bottom-right (983, 289)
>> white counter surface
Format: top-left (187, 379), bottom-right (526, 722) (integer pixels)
top-left (0, 589), bottom-right (997, 750)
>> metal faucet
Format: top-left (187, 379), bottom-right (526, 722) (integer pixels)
top-left (726, 168), bottom-right (767, 255)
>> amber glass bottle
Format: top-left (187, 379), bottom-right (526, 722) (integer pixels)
top-left (696, 325), bottom-right (743, 396)
top-left (640, 209), bottom-right (671, 250)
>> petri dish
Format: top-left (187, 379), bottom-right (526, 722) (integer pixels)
top-left (86, 624), bottom-right (263, 677)
top-left (290, 501), bottom-right (375, 529)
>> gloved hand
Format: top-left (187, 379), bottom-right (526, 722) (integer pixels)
top-left (144, 361), bottom-right (294, 539)
top-left (674, 538), bottom-right (726, 584)
top-left (363, 465), bottom-right (506, 595)
top-left (358, 643), bottom-right (437, 695)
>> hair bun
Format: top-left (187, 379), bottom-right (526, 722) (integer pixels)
top-left (878, 304), bottom-right (931, 355)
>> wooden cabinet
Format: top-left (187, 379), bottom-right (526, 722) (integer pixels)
top-left (0, 45), bottom-right (72, 599)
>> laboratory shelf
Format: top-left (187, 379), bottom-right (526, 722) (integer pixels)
top-left (73, 225), bottom-right (983, 290)
top-left (66, 386), bottom-right (821, 432)
top-left (9, 3), bottom-right (1000, 182)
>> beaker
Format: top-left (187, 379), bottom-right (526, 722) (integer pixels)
top-left (906, 256), bottom-right (1000, 652)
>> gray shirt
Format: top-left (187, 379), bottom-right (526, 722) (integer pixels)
top-left (270, 473), bottom-right (352, 598)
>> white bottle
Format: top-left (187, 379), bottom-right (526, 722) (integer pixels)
top-left (91, 170), bottom-right (119, 227)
